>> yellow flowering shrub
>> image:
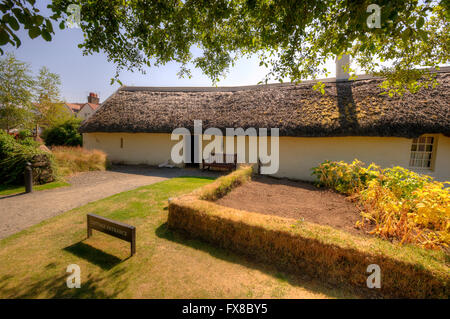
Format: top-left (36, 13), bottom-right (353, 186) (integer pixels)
top-left (313, 160), bottom-right (450, 250)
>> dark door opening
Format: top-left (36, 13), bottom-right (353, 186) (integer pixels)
top-left (186, 135), bottom-right (199, 168)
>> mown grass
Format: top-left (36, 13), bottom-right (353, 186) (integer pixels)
top-left (0, 181), bottom-right (71, 197)
top-left (0, 176), bottom-right (349, 299)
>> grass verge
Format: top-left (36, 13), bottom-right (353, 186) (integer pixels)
top-left (0, 176), bottom-right (346, 299)
top-left (168, 168), bottom-right (449, 299)
top-left (0, 181), bottom-right (70, 196)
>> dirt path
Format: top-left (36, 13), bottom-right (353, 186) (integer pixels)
top-left (0, 166), bottom-right (218, 239)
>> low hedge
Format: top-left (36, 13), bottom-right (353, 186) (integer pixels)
top-left (198, 165), bottom-right (254, 201)
top-left (168, 167), bottom-right (449, 298)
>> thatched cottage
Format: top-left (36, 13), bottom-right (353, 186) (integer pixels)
top-left (79, 67), bottom-right (450, 182)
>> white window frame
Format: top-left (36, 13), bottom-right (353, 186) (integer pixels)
top-left (409, 135), bottom-right (438, 170)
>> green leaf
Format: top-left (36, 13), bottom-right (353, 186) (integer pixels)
top-left (416, 17), bottom-right (425, 29)
top-left (28, 27), bottom-right (40, 39)
top-left (33, 15), bottom-right (44, 26)
top-left (41, 30), bottom-right (51, 41)
top-left (0, 29), bottom-right (9, 45)
top-left (45, 19), bottom-right (53, 33)
top-left (7, 15), bottom-right (20, 31)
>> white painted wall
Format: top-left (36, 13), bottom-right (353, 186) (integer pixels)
top-left (275, 135), bottom-right (449, 182)
top-left (77, 104), bottom-right (95, 120)
top-left (83, 132), bottom-right (450, 182)
top-left (83, 132), bottom-right (179, 165)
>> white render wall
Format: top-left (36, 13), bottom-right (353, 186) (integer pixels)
top-left (275, 135), bottom-right (449, 182)
top-left (83, 133), bottom-right (450, 182)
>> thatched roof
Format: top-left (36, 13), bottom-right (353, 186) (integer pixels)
top-left (80, 68), bottom-right (450, 138)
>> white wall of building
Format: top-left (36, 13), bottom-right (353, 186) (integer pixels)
top-left (83, 132), bottom-right (450, 182)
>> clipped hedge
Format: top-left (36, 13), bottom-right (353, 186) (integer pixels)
top-left (198, 165), bottom-right (254, 201)
top-left (168, 167), bottom-right (449, 298)
top-left (0, 131), bottom-right (55, 185)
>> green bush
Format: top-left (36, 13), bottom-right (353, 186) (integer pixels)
top-left (42, 119), bottom-right (82, 147)
top-left (16, 129), bottom-right (38, 147)
top-left (0, 130), bottom-right (56, 185)
top-left (311, 159), bottom-right (379, 195)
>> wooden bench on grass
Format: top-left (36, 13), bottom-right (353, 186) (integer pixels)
top-left (202, 153), bottom-right (237, 171)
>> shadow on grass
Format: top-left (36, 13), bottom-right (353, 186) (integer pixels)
top-left (0, 272), bottom-right (123, 298)
top-left (155, 222), bottom-right (366, 299)
top-left (63, 241), bottom-right (123, 270)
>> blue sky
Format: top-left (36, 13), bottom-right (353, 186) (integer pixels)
top-left (3, 2), bottom-right (339, 103)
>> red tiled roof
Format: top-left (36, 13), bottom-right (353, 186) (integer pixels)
top-left (65, 103), bottom-right (84, 112)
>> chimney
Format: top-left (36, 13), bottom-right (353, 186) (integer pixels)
top-left (87, 92), bottom-right (100, 104)
top-left (335, 54), bottom-right (350, 81)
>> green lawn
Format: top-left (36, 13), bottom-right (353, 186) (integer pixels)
top-left (0, 176), bottom-right (355, 299)
top-left (0, 181), bottom-right (70, 197)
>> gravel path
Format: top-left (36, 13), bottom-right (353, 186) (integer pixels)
top-left (0, 166), bottom-right (219, 239)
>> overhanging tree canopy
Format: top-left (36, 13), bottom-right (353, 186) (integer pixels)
top-left (1, 1), bottom-right (449, 94)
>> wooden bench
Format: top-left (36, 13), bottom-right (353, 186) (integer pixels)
top-left (202, 153), bottom-right (237, 171)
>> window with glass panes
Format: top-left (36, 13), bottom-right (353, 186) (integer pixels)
top-left (409, 136), bottom-right (435, 169)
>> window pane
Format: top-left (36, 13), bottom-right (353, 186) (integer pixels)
top-left (409, 136), bottom-right (435, 169)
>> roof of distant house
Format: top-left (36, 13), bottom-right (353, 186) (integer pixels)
top-left (83, 103), bottom-right (100, 111)
top-left (65, 103), bottom-right (84, 113)
top-left (79, 67), bottom-right (450, 138)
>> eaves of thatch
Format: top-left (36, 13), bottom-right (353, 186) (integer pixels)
top-left (79, 68), bottom-right (450, 138)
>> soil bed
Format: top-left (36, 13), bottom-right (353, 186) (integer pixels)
top-left (216, 176), bottom-right (365, 236)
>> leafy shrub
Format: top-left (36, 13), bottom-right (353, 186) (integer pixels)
top-left (52, 146), bottom-right (107, 176)
top-left (0, 130), bottom-right (55, 185)
top-left (312, 160), bottom-right (450, 250)
top-left (311, 159), bottom-right (380, 195)
top-left (42, 119), bottom-right (82, 146)
top-left (15, 129), bottom-right (39, 147)
top-left (17, 129), bottom-right (30, 140)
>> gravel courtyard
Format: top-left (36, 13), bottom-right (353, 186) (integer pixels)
top-left (0, 165), bottom-right (219, 239)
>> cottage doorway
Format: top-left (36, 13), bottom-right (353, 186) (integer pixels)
top-left (186, 135), bottom-right (200, 168)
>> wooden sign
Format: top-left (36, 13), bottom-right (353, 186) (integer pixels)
top-left (87, 213), bottom-right (136, 256)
